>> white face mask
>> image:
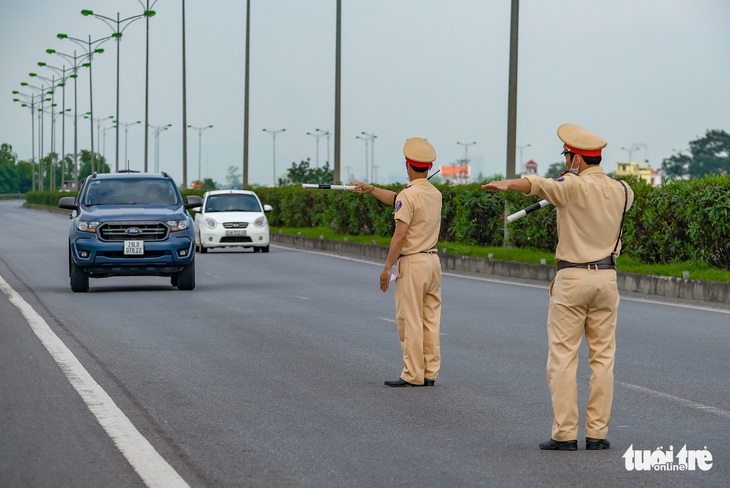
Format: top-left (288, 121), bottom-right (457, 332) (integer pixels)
top-left (567, 154), bottom-right (580, 175)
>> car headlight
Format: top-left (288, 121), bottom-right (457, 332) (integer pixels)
top-left (204, 217), bottom-right (218, 229)
top-left (253, 216), bottom-right (267, 228)
top-left (167, 220), bottom-right (189, 232)
top-left (77, 221), bottom-right (100, 233)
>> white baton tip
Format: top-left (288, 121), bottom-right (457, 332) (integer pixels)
top-left (505, 210), bottom-right (526, 223)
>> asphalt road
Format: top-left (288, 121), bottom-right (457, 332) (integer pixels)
top-left (1, 199), bottom-right (728, 487)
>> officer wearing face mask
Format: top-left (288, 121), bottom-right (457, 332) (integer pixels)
top-left (482, 123), bottom-right (634, 451)
top-left (351, 137), bottom-right (443, 388)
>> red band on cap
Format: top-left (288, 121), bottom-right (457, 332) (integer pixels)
top-left (564, 144), bottom-right (602, 157)
top-left (405, 157), bottom-right (433, 168)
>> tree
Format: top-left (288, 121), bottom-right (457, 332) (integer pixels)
top-left (225, 165), bottom-right (242, 188)
top-left (544, 161), bottom-right (565, 178)
top-left (201, 178), bottom-right (218, 190)
top-left (78, 150), bottom-right (110, 179)
top-left (661, 129), bottom-right (730, 179)
top-left (279, 159), bottom-right (333, 186)
top-left (0, 143), bottom-right (32, 193)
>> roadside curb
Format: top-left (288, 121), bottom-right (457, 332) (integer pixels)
top-left (271, 232), bottom-right (730, 305)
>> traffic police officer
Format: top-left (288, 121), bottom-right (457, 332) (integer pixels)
top-left (482, 123), bottom-right (634, 450)
top-left (352, 137), bottom-right (443, 387)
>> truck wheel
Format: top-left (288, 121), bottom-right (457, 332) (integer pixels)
top-left (69, 258), bottom-right (89, 293)
top-left (176, 258), bottom-right (196, 290)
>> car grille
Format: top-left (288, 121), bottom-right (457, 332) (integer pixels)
top-left (98, 222), bottom-right (169, 241)
top-left (97, 250), bottom-right (170, 258)
top-left (220, 236), bottom-right (253, 243)
top-left (222, 222), bottom-right (249, 229)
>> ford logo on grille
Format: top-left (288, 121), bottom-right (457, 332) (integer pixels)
top-left (126, 227), bottom-right (142, 235)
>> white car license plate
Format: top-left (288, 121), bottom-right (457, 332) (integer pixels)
top-left (124, 240), bottom-right (144, 255)
top-left (225, 229), bottom-right (247, 236)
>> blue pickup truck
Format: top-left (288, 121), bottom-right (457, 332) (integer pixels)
top-left (59, 172), bottom-right (203, 292)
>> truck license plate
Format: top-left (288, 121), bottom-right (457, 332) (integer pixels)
top-left (124, 240), bottom-right (144, 255)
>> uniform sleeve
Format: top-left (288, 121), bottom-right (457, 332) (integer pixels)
top-left (393, 190), bottom-right (414, 225)
top-left (523, 174), bottom-right (577, 207)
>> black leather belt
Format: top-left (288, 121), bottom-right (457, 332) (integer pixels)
top-left (557, 256), bottom-right (615, 271)
top-left (399, 249), bottom-right (438, 258)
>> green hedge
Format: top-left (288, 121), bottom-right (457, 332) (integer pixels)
top-left (26, 174), bottom-right (730, 270)
top-left (256, 176), bottom-right (730, 270)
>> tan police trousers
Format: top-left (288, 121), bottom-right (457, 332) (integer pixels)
top-left (547, 267), bottom-right (619, 441)
top-left (395, 253), bottom-right (442, 384)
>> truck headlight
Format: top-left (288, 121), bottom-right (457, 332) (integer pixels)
top-left (77, 221), bottom-right (100, 233)
top-left (167, 220), bottom-right (189, 232)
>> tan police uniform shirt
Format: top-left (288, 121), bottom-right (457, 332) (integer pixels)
top-left (523, 166), bottom-right (634, 263)
top-left (394, 178), bottom-right (442, 254)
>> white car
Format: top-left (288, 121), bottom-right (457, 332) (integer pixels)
top-left (194, 190), bottom-right (272, 253)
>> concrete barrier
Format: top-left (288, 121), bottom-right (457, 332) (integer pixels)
top-left (271, 232), bottom-right (730, 305)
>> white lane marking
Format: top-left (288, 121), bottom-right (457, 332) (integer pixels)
top-left (272, 244), bottom-right (730, 314)
top-left (0, 274), bottom-right (189, 488)
top-left (618, 382), bottom-right (730, 420)
top-left (377, 316), bottom-right (396, 323)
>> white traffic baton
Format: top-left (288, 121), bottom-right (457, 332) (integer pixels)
top-left (301, 184), bottom-right (356, 191)
top-left (505, 199), bottom-right (551, 223)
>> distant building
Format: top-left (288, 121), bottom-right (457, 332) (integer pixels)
top-left (440, 164), bottom-right (471, 184)
top-left (614, 161), bottom-right (662, 186)
top-left (523, 159), bottom-right (538, 175)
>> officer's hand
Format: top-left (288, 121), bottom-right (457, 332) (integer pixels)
top-left (351, 182), bottom-right (373, 195)
top-left (379, 268), bottom-right (391, 293)
top-left (481, 180), bottom-right (511, 192)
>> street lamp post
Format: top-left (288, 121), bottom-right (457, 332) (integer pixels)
top-left (46, 48), bottom-right (96, 186)
top-left (357, 132), bottom-right (377, 183)
top-left (29, 74), bottom-right (61, 190)
top-left (19, 82), bottom-right (52, 190)
top-left (56, 33), bottom-right (109, 175)
top-left (188, 125), bottom-right (213, 183)
top-left (457, 141), bottom-right (477, 164)
top-left (119, 121), bottom-right (141, 170)
top-left (96, 116), bottom-right (114, 170)
top-left (517, 143), bottom-right (530, 169)
top-left (356, 134), bottom-right (369, 182)
top-left (322, 129), bottom-right (331, 166)
top-left (12, 92), bottom-right (38, 190)
top-left (457, 141), bottom-right (477, 184)
top-left (81, 7), bottom-right (156, 172)
top-left (263, 128), bottom-right (285, 186)
top-left (138, 0), bottom-right (159, 172)
top-left (101, 124), bottom-right (116, 163)
top-left (37, 62), bottom-right (72, 188)
top-left (621, 143), bottom-right (647, 163)
top-left (150, 124), bottom-right (172, 172)
top-left (306, 129), bottom-right (328, 168)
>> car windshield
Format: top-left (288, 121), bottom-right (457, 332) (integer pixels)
top-left (83, 179), bottom-right (179, 206)
top-left (205, 194), bottom-right (261, 212)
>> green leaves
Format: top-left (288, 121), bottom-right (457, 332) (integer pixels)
top-left (253, 174), bottom-right (730, 271)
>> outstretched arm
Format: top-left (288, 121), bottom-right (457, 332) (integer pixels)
top-left (351, 182), bottom-right (398, 206)
top-left (481, 178), bottom-right (531, 194)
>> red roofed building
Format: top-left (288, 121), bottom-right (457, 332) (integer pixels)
top-left (440, 164), bottom-right (471, 184)
top-left (524, 160), bottom-right (539, 175)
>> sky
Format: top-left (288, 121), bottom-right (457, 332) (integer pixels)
top-left (2, 0), bottom-right (729, 188)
